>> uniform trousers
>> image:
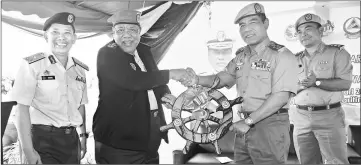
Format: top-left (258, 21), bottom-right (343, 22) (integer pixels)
top-left (292, 106), bottom-right (349, 164)
top-left (30, 124), bottom-right (80, 164)
top-left (95, 109), bottom-right (162, 164)
top-left (233, 112), bottom-right (291, 164)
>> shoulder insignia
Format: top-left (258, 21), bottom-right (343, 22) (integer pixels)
top-left (328, 44), bottom-right (344, 50)
top-left (295, 51), bottom-right (303, 57)
top-left (235, 47), bottom-right (246, 55)
top-left (268, 41), bottom-right (285, 52)
top-left (72, 57), bottom-right (89, 71)
top-left (107, 42), bottom-right (117, 48)
top-left (24, 52), bottom-right (46, 64)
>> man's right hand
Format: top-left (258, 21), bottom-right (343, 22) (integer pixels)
top-left (24, 149), bottom-right (42, 164)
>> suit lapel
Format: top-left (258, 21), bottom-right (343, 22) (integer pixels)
top-left (137, 43), bottom-right (158, 72)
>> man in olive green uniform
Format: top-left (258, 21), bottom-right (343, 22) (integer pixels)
top-left (166, 3), bottom-right (299, 164)
top-left (292, 13), bottom-right (352, 164)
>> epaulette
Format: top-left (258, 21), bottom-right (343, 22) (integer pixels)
top-left (72, 57), bottom-right (89, 71)
top-left (235, 47), bottom-right (245, 55)
top-left (268, 41), bottom-right (285, 52)
top-left (24, 52), bottom-right (46, 64)
top-left (328, 44), bottom-right (344, 50)
top-left (107, 42), bottom-right (117, 48)
top-left (295, 51), bottom-right (303, 57)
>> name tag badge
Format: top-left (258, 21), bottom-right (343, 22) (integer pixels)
top-left (41, 76), bottom-right (55, 80)
top-left (319, 61), bottom-right (328, 64)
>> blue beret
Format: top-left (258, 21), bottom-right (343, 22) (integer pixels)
top-left (43, 12), bottom-right (76, 32)
top-left (234, 3), bottom-right (265, 24)
top-left (295, 13), bottom-right (322, 30)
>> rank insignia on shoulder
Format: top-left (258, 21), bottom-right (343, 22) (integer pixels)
top-left (107, 42), bottom-right (117, 48)
top-left (72, 57), bottom-right (89, 71)
top-left (24, 52), bottom-right (45, 64)
top-left (235, 47), bottom-right (245, 55)
top-left (268, 41), bottom-right (285, 52)
top-left (328, 44), bottom-right (344, 50)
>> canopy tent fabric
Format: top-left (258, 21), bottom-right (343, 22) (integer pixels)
top-left (2, 1), bottom-right (203, 63)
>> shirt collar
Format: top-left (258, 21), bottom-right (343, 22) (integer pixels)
top-left (247, 38), bottom-right (271, 56)
top-left (303, 42), bottom-right (326, 58)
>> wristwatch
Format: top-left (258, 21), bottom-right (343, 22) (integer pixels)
top-left (315, 80), bottom-right (321, 86)
top-left (80, 133), bottom-right (89, 138)
top-left (245, 117), bottom-right (254, 126)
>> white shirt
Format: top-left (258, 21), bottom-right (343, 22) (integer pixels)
top-left (11, 52), bottom-right (88, 127)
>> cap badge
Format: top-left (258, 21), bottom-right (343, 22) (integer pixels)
top-left (254, 3), bottom-right (262, 13)
top-left (217, 31), bottom-right (226, 42)
top-left (136, 13), bottom-right (141, 23)
top-left (304, 14), bottom-right (312, 21)
top-left (68, 14), bottom-right (74, 23)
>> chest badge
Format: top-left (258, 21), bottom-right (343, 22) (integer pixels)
top-left (130, 63), bottom-right (136, 71)
top-left (76, 76), bottom-right (86, 83)
top-left (319, 60), bottom-right (329, 64)
top-left (251, 59), bottom-right (271, 71)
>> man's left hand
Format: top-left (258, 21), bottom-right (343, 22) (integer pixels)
top-left (229, 120), bottom-right (250, 135)
top-left (80, 137), bottom-right (87, 159)
top-left (300, 70), bottom-right (316, 88)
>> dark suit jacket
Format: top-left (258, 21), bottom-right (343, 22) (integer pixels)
top-left (93, 40), bottom-right (170, 151)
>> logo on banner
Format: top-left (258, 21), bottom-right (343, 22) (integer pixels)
top-left (284, 24), bottom-right (298, 41)
top-left (322, 20), bottom-right (334, 36)
top-left (344, 17), bottom-right (360, 39)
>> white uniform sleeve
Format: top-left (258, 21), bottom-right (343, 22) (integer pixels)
top-left (11, 60), bottom-right (37, 105)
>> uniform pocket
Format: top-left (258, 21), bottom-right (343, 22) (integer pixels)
top-left (315, 64), bottom-right (332, 78)
top-left (247, 70), bottom-right (271, 99)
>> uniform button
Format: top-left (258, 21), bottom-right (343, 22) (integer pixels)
top-left (243, 91), bottom-right (245, 93)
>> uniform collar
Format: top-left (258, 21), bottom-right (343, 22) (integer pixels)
top-left (303, 42), bottom-right (326, 58)
top-left (44, 51), bottom-right (75, 70)
top-left (247, 38), bottom-right (271, 56)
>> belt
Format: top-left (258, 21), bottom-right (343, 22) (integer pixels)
top-left (32, 124), bottom-right (76, 135)
top-left (241, 108), bottom-right (288, 118)
top-left (296, 102), bottom-right (341, 111)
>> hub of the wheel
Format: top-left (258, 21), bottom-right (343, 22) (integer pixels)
top-left (160, 87), bottom-right (243, 155)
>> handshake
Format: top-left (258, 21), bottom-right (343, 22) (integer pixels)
top-left (170, 67), bottom-right (199, 87)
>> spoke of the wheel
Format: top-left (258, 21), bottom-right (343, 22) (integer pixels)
top-left (182, 116), bottom-right (196, 123)
top-left (203, 120), bottom-right (211, 132)
top-left (192, 120), bottom-right (202, 132)
top-left (207, 115), bottom-right (221, 124)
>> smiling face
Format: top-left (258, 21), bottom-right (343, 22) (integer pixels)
top-left (112, 24), bottom-right (141, 54)
top-left (238, 15), bottom-right (269, 46)
top-left (296, 22), bottom-right (323, 48)
top-left (208, 48), bottom-right (233, 72)
top-left (44, 23), bottom-right (76, 56)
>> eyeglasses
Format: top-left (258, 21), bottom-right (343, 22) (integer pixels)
top-left (113, 27), bottom-right (139, 36)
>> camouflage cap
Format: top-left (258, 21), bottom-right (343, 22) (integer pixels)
top-left (207, 31), bottom-right (233, 49)
top-left (107, 10), bottom-right (141, 27)
top-left (295, 13), bottom-right (322, 30)
top-left (43, 12), bottom-right (76, 32)
top-left (234, 3), bottom-right (265, 24)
